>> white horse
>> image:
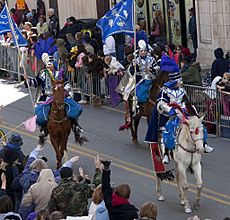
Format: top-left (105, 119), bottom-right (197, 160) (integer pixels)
top-left (156, 115), bottom-right (205, 214)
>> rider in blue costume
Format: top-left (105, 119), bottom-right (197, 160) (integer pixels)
top-left (24, 53), bottom-right (83, 141)
top-left (129, 40), bottom-right (160, 104)
top-left (145, 55), bottom-right (214, 164)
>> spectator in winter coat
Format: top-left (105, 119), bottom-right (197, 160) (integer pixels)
top-left (181, 57), bottom-right (202, 86)
top-left (59, 16), bottom-right (81, 37)
top-left (48, 156), bottom-right (102, 218)
top-left (48, 8), bottom-right (59, 37)
top-left (19, 145), bottom-right (48, 195)
top-left (21, 169), bottom-right (58, 213)
top-left (0, 194), bottom-right (22, 220)
top-left (36, 15), bottom-right (48, 36)
top-left (101, 160), bottom-right (138, 220)
top-left (0, 146), bottom-right (22, 210)
top-left (211, 48), bottom-right (229, 81)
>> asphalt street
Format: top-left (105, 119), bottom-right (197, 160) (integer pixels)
top-left (0, 84), bottom-right (230, 220)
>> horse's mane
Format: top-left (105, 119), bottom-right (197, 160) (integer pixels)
top-left (183, 95), bottom-right (198, 117)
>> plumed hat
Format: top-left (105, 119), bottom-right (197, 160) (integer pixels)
top-left (41, 53), bottom-right (54, 67)
top-left (160, 56), bottom-right (182, 81)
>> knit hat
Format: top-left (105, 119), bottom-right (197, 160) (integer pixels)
top-left (6, 134), bottom-right (23, 150)
top-left (160, 56), bottom-right (182, 81)
top-left (26, 12), bottom-right (33, 18)
top-left (30, 159), bottom-right (48, 172)
top-left (60, 167), bottom-right (73, 179)
top-left (0, 147), bottom-right (20, 164)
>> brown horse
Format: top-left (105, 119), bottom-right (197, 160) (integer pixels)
top-left (129, 71), bottom-right (169, 144)
top-left (47, 79), bottom-right (72, 168)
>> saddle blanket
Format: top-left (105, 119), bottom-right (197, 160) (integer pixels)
top-left (35, 98), bottom-right (82, 126)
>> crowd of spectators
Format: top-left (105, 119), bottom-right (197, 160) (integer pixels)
top-left (0, 133), bottom-right (161, 220)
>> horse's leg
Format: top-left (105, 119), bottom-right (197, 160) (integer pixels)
top-left (50, 138), bottom-right (62, 169)
top-left (61, 136), bottom-right (69, 163)
top-left (177, 162), bottom-right (192, 214)
top-left (176, 163), bottom-right (185, 206)
top-left (132, 114), bottom-right (141, 145)
top-left (193, 161), bottom-right (203, 210)
top-left (156, 176), bottom-right (165, 201)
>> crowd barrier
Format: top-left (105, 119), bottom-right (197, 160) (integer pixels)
top-left (1, 45), bottom-right (230, 137)
top-left (184, 84), bottom-right (230, 138)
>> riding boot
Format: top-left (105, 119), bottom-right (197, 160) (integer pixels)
top-left (72, 119), bottom-right (83, 134)
top-left (39, 125), bottom-right (48, 145)
top-left (72, 119), bottom-right (88, 145)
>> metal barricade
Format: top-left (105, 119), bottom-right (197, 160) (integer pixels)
top-left (184, 84), bottom-right (219, 135)
top-left (0, 45), bottom-right (19, 77)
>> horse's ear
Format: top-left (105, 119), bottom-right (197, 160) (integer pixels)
top-left (61, 78), bottom-right (64, 84)
top-left (199, 115), bottom-right (205, 123)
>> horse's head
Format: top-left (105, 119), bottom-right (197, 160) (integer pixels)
top-left (184, 115), bottom-right (205, 152)
top-left (52, 79), bottom-right (65, 109)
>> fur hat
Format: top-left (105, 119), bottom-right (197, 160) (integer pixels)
top-left (160, 56), bottom-right (182, 81)
top-left (6, 134), bottom-right (23, 150)
top-left (60, 167), bottom-right (73, 179)
top-left (0, 147), bottom-right (20, 164)
top-left (30, 159), bottom-right (48, 172)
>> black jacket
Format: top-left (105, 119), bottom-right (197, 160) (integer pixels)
top-left (48, 15), bottom-right (59, 37)
top-left (102, 170), bottom-right (138, 220)
top-left (211, 48), bottom-right (229, 81)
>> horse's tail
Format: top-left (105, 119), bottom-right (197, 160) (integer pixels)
top-left (157, 170), bottom-right (175, 182)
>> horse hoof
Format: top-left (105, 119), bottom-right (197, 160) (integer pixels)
top-left (184, 208), bottom-right (192, 214)
top-left (158, 196), bottom-right (165, 201)
top-left (193, 202), bottom-right (200, 210)
top-left (132, 140), bottom-right (140, 145)
top-left (180, 200), bottom-right (185, 206)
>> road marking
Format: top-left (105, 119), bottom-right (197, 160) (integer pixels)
top-left (0, 80), bottom-right (28, 106)
top-left (1, 122), bottom-right (230, 206)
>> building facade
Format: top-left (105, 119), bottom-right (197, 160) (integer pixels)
top-left (196, 0), bottom-right (230, 65)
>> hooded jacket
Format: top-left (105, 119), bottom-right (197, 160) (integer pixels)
top-left (211, 48), bottom-right (229, 81)
top-left (21, 169), bottom-right (58, 212)
top-left (102, 170), bottom-right (138, 220)
top-left (95, 201), bottom-right (109, 220)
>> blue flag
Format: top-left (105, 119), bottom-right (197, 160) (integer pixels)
top-left (97, 0), bottom-right (134, 43)
top-left (0, 5), bottom-right (27, 47)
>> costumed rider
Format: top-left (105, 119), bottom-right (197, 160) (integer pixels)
top-left (144, 56), bottom-right (214, 177)
top-left (117, 40), bottom-right (160, 131)
top-left (24, 53), bottom-right (83, 140)
top-left (130, 40), bottom-right (160, 104)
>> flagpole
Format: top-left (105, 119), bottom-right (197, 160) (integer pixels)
top-left (133, 0), bottom-right (137, 114)
top-left (5, 3), bottom-right (35, 108)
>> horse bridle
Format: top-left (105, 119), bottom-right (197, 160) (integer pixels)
top-left (177, 122), bottom-right (203, 154)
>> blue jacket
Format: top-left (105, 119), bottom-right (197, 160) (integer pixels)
top-left (95, 201), bottom-right (110, 220)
